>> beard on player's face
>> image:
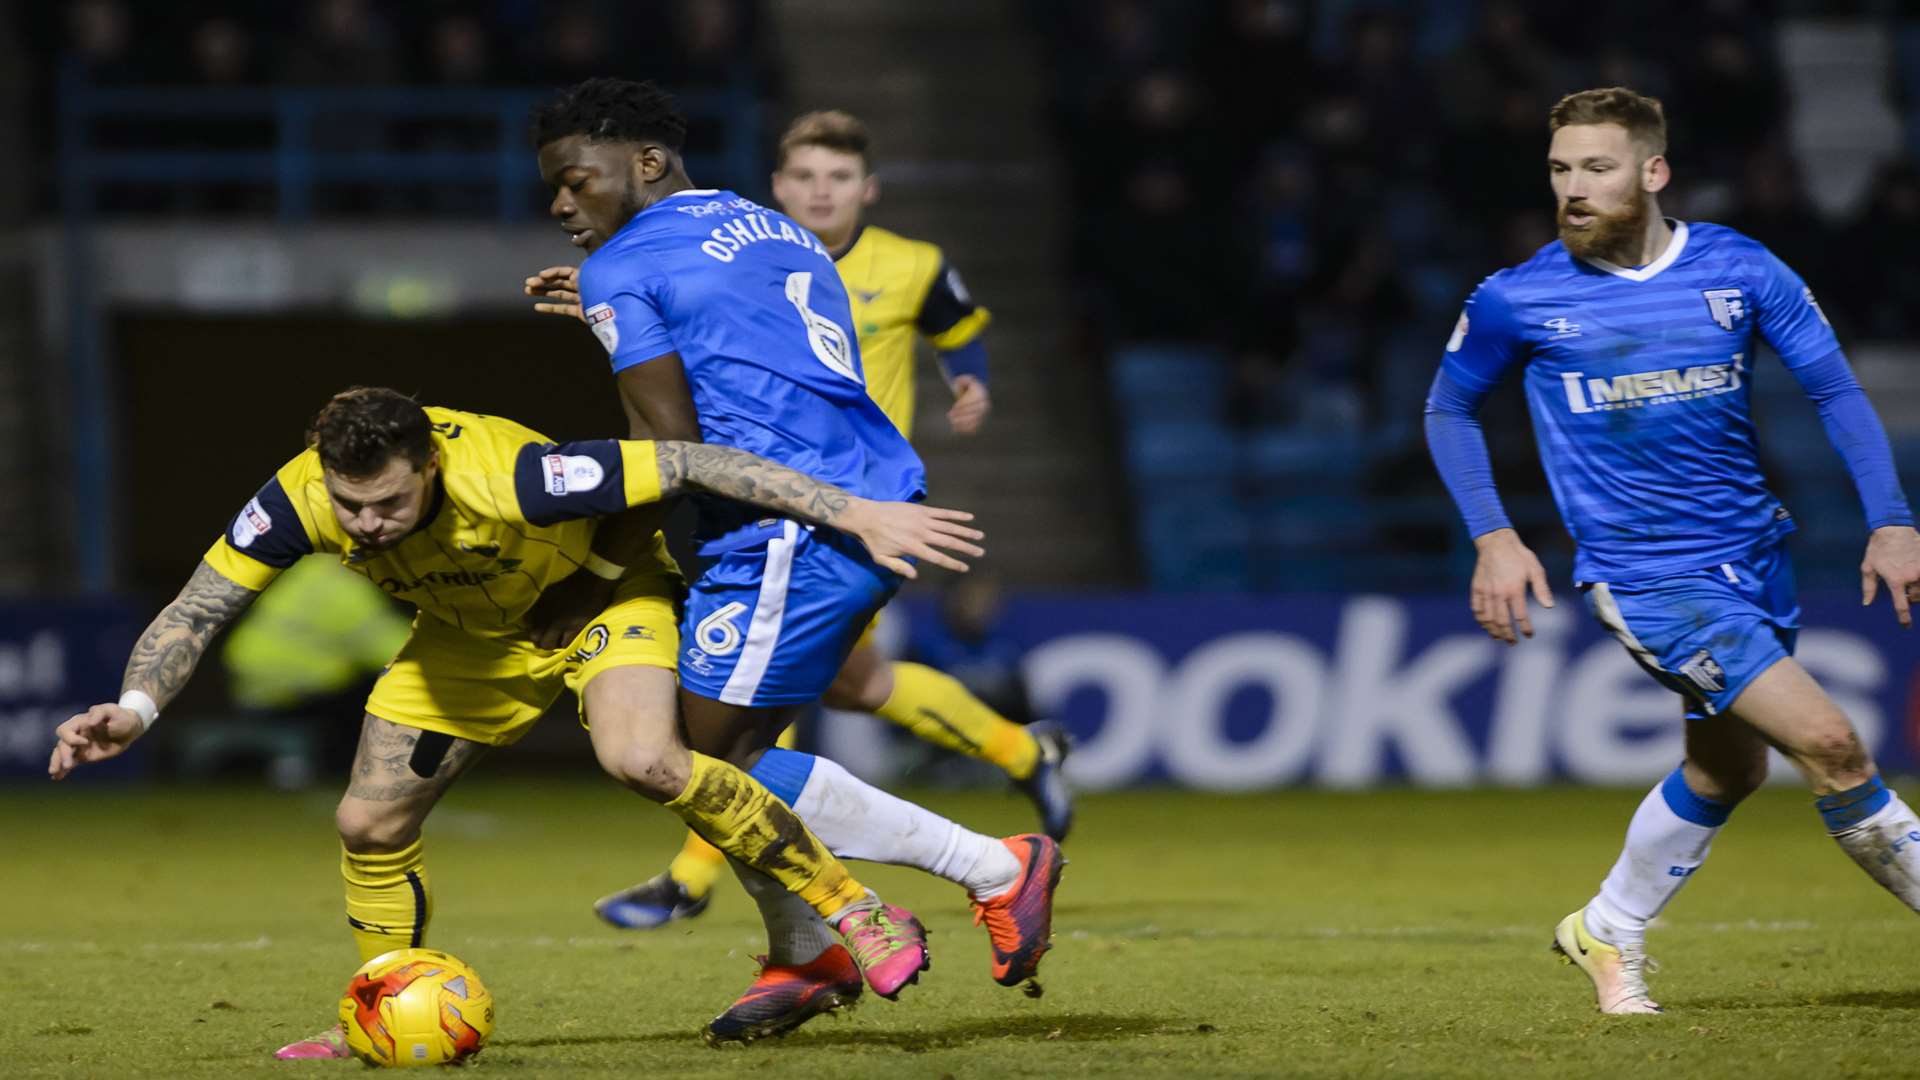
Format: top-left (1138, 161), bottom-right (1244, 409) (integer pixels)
top-left (1558, 181), bottom-right (1651, 265)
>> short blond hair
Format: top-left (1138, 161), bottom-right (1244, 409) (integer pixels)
top-left (1548, 87), bottom-right (1667, 157)
top-left (776, 110), bottom-right (872, 171)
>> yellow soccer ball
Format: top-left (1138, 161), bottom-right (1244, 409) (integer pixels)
top-left (337, 948), bottom-right (494, 1067)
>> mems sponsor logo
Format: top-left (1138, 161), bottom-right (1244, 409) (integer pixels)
top-left (1559, 355), bottom-right (1745, 414)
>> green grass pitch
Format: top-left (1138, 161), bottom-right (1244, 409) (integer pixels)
top-left (3, 778), bottom-right (1918, 1078)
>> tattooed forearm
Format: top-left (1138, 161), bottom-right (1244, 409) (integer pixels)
top-left (656, 441), bottom-right (854, 525)
top-left (122, 560), bottom-right (260, 708)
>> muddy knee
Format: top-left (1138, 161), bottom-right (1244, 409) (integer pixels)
top-left (1796, 726), bottom-right (1873, 792)
top-left (602, 740), bottom-right (692, 802)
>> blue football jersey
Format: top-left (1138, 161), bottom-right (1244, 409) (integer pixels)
top-left (1438, 220), bottom-right (1842, 582)
top-left (577, 189), bottom-right (926, 551)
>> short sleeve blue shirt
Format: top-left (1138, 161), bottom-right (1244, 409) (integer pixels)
top-left (578, 190), bottom-right (925, 551)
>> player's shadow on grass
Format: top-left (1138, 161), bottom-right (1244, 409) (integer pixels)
top-left (782, 1012), bottom-right (1181, 1051)
top-left (495, 1013), bottom-right (1184, 1052)
top-left (1686, 988), bottom-right (1920, 1011)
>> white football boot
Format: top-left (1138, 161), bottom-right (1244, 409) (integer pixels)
top-left (1551, 909), bottom-right (1663, 1014)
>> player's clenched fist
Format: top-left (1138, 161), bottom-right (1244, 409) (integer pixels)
top-left (48, 703), bottom-right (145, 780)
top-left (523, 265), bottom-right (583, 320)
top-left (947, 376), bottom-right (991, 435)
top-left (1469, 528), bottom-right (1555, 645)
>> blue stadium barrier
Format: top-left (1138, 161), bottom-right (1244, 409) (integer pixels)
top-left (891, 588), bottom-right (1920, 790)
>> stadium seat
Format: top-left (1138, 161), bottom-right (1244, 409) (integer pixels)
top-left (1111, 344), bottom-right (1232, 425)
top-left (1141, 497), bottom-right (1252, 590)
top-left (1125, 419), bottom-right (1240, 490)
top-left (1240, 426), bottom-right (1367, 498)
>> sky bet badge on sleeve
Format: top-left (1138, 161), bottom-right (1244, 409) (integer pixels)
top-left (584, 302), bottom-right (618, 354)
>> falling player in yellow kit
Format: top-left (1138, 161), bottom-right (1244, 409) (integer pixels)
top-left (47, 388), bottom-right (985, 1055)
top-left (524, 109), bottom-right (1072, 931)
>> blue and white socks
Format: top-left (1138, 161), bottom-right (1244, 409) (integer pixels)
top-left (750, 748), bottom-right (1020, 900)
top-left (1584, 766), bottom-right (1731, 948)
top-left (1822, 775), bottom-right (1920, 911)
top-left (1586, 768), bottom-right (1920, 950)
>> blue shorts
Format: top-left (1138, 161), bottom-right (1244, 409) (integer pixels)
top-left (1581, 542), bottom-right (1801, 720)
top-left (679, 520), bottom-right (900, 707)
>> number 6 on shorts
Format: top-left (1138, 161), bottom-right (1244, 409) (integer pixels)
top-left (694, 601), bottom-right (749, 657)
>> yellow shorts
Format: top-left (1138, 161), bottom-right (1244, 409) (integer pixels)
top-left (852, 610), bottom-right (883, 653)
top-left (365, 572), bottom-right (681, 746)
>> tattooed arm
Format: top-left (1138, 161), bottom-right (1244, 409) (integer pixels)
top-left (652, 441), bottom-right (987, 578)
top-left (48, 561), bottom-right (259, 779)
top-left (125, 560), bottom-right (260, 707)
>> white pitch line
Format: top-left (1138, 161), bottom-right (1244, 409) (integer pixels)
top-left (0, 919), bottom-right (1872, 956)
top-left (1062, 918), bottom-right (1831, 943)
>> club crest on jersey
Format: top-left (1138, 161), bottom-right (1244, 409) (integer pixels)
top-left (1703, 288), bottom-right (1746, 331)
top-left (543, 453), bottom-right (604, 495)
top-left (1544, 317), bottom-right (1581, 339)
top-left (232, 497), bottom-right (272, 549)
top-left (584, 302), bottom-right (618, 354)
top-left (1678, 649), bottom-right (1726, 693)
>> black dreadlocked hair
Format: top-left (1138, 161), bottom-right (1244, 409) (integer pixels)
top-left (530, 78), bottom-right (689, 151)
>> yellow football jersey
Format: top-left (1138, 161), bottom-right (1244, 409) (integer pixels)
top-left (835, 225), bottom-right (991, 437)
top-left (203, 407), bottom-right (677, 640)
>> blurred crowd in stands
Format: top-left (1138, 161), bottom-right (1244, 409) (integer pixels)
top-left (1034, 0), bottom-right (1920, 588)
top-left (33, 0), bottom-right (779, 97)
top-left (23, 0), bottom-right (1920, 591)
top-left (20, 1), bottom-right (780, 214)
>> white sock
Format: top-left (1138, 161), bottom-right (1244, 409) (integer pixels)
top-left (1829, 788), bottom-right (1920, 911)
top-left (1584, 766), bottom-right (1729, 947)
top-left (728, 858), bottom-right (836, 966)
top-left (790, 753), bottom-right (1020, 899)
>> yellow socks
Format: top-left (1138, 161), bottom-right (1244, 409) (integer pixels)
top-left (341, 838), bottom-right (431, 964)
top-left (878, 662), bottom-right (1039, 780)
top-left (667, 724), bottom-right (804, 898)
top-left (665, 752), bottom-right (869, 921)
top-left (667, 832), bottom-right (727, 899)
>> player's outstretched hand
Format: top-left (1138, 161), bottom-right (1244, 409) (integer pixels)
top-left (1470, 528), bottom-right (1555, 645)
top-left (947, 375), bottom-right (991, 436)
top-left (48, 703), bottom-right (144, 780)
top-left (524, 265), bottom-right (583, 321)
top-left (841, 500), bottom-right (985, 579)
top-left (524, 568), bottom-right (617, 650)
top-left (1861, 524), bottom-right (1920, 628)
